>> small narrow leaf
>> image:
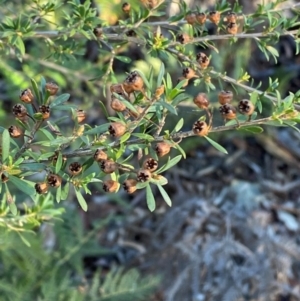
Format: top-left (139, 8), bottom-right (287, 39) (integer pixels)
top-left (31, 78), bottom-right (41, 103)
top-left (238, 126), bottom-right (264, 134)
top-left (9, 176), bottom-right (35, 196)
top-left (157, 184), bottom-right (172, 207)
top-left (56, 185), bottom-right (62, 203)
top-left (157, 101), bottom-right (177, 115)
top-left (173, 118), bottom-right (184, 133)
top-left (61, 182), bottom-right (70, 200)
top-left (84, 124), bottom-right (109, 135)
top-left (74, 188), bottom-right (88, 212)
top-left (136, 69), bottom-right (151, 90)
top-left (157, 155), bottom-right (182, 173)
top-left (157, 62), bottom-right (165, 86)
top-left (115, 55), bottom-right (131, 63)
top-left (204, 136), bottom-right (228, 154)
top-left (49, 93), bottom-right (71, 108)
top-left (55, 152), bottom-right (63, 174)
top-left (1, 129), bottom-right (10, 163)
top-left (146, 184), bottom-right (156, 212)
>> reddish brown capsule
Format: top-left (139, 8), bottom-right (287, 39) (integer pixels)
top-left (110, 83), bottom-right (126, 96)
top-left (110, 97), bottom-right (126, 112)
top-left (238, 99), bottom-right (255, 116)
top-left (76, 109), bottom-right (86, 123)
top-left (39, 105), bottom-right (50, 119)
top-left (103, 180), bottom-right (119, 193)
top-left (185, 12), bottom-right (197, 25)
top-left (123, 179), bottom-right (137, 194)
top-left (8, 125), bottom-right (23, 138)
top-left (47, 173), bottom-right (62, 188)
top-left (108, 122), bottom-right (127, 138)
top-left (69, 162), bottom-right (83, 176)
top-left (155, 142), bottom-right (171, 157)
top-left (219, 104), bottom-right (237, 120)
top-left (182, 67), bottom-right (196, 80)
top-left (196, 52), bottom-right (210, 69)
top-left (122, 2), bottom-right (131, 13)
top-left (227, 22), bottom-right (238, 35)
top-left (196, 12), bottom-right (207, 24)
top-left (208, 11), bottom-right (221, 24)
top-left (45, 82), bottom-right (59, 96)
top-left (20, 89), bottom-right (34, 104)
top-left (93, 26), bottom-right (103, 38)
top-left (193, 120), bottom-right (209, 136)
top-left (194, 93), bottom-right (209, 109)
top-left (137, 169), bottom-right (152, 182)
top-left (218, 90), bottom-right (233, 105)
top-left (35, 182), bottom-right (49, 194)
top-left (94, 149), bottom-right (108, 162)
top-left (226, 12), bottom-right (237, 23)
top-left (177, 33), bottom-right (191, 44)
top-left (1, 173), bottom-right (9, 183)
top-left (143, 158), bottom-right (158, 172)
top-left (154, 85), bottom-right (165, 99)
top-left (12, 104), bottom-right (27, 118)
top-left (100, 159), bottom-right (117, 174)
top-left (123, 71), bottom-right (144, 93)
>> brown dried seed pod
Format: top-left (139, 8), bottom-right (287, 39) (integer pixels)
top-left (110, 83), bottom-right (126, 95)
top-left (140, 0), bottom-right (158, 9)
top-left (8, 125), bottom-right (23, 138)
top-left (227, 22), bottom-right (238, 35)
top-left (12, 104), bottom-right (27, 118)
top-left (196, 12), bottom-right (207, 24)
top-left (47, 174), bottom-right (62, 188)
top-left (196, 52), bottom-right (210, 69)
top-left (192, 120), bottom-right (209, 136)
top-left (218, 90), bottom-right (233, 105)
top-left (76, 109), bottom-right (86, 123)
top-left (177, 33), bottom-right (191, 44)
top-left (124, 71), bottom-right (144, 92)
top-left (69, 162), bottom-right (83, 176)
top-left (185, 12), bottom-right (197, 25)
top-left (194, 93), bottom-right (210, 109)
top-left (123, 179), bottom-right (137, 194)
top-left (35, 182), bottom-right (49, 194)
top-left (100, 159), bottom-right (117, 174)
top-left (94, 149), bottom-right (108, 162)
top-left (155, 142), bottom-right (171, 157)
top-left (143, 158), bottom-right (158, 172)
top-left (45, 82), bottom-right (59, 96)
top-left (208, 11), bottom-right (221, 24)
top-left (137, 169), bottom-right (152, 182)
top-left (110, 97), bottom-right (126, 112)
top-left (219, 103), bottom-right (237, 120)
top-left (238, 99), bottom-right (255, 115)
top-left (182, 67), bottom-right (196, 80)
top-left (154, 85), bottom-right (165, 99)
top-left (103, 180), bottom-right (119, 193)
top-left (39, 105), bottom-right (50, 120)
top-left (122, 2), bottom-right (131, 13)
top-left (226, 12), bottom-right (237, 23)
top-left (1, 173), bottom-right (9, 183)
top-left (108, 122), bottom-right (127, 137)
top-left (20, 88), bottom-right (34, 103)
top-left (93, 26), bottom-right (102, 37)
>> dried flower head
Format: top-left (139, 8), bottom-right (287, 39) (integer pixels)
top-left (20, 88), bottom-right (34, 103)
top-left (8, 125), bottom-right (23, 138)
top-left (93, 26), bottom-right (102, 37)
top-left (219, 103), bottom-right (237, 120)
top-left (108, 122), bottom-right (127, 137)
top-left (143, 158), bottom-right (158, 172)
top-left (35, 182), bottom-right (49, 194)
top-left (100, 159), bottom-right (117, 174)
top-left (137, 169), bottom-right (152, 182)
top-left (69, 162), bottom-right (83, 176)
top-left (110, 97), bottom-right (126, 112)
top-left (218, 90), bottom-right (233, 105)
top-left (12, 104), bottom-right (27, 118)
top-left (155, 142), bottom-right (171, 157)
top-left (154, 85), bottom-right (165, 99)
top-left (196, 52), bottom-right (210, 69)
top-left (103, 180), bottom-right (119, 193)
top-left (1, 173), bottom-right (9, 183)
top-left (227, 22), bottom-right (238, 35)
top-left (123, 71), bottom-right (144, 93)
top-left (47, 173), bottom-right (62, 188)
top-left (45, 82), bottom-right (59, 96)
top-left (110, 83), bottom-right (126, 96)
top-left (122, 2), bottom-right (131, 13)
top-left (194, 93), bottom-right (210, 109)
top-left (196, 12), bottom-right (207, 24)
top-left (94, 149), bottom-right (108, 162)
top-left (76, 109), bottom-right (86, 123)
top-left (185, 12), bottom-right (197, 25)
top-left (177, 33), bottom-right (191, 44)
top-left (39, 105), bottom-right (50, 119)
top-left (238, 99), bottom-right (255, 116)
top-left (208, 11), bottom-right (221, 24)
top-left (193, 120), bottom-right (209, 136)
top-left (182, 67), bottom-right (196, 80)
top-left (123, 179), bottom-right (137, 194)
top-left (226, 12), bottom-right (237, 23)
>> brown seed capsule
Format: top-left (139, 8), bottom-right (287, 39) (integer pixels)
top-left (196, 52), bottom-right (210, 69)
top-left (45, 82), bottom-right (59, 96)
top-left (35, 182), bottom-right (49, 194)
top-left (218, 90), bottom-right (233, 105)
top-left (227, 22), bottom-right (238, 35)
top-left (137, 169), bottom-right (152, 182)
top-left (20, 88), bottom-right (34, 103)
top-left (196, 12), bottom-right (207, 24)
top-left (69, 162), bottom-right (82, 176)
top-left (76, 109), bottom-right (86, 123)
top-left (103, 179), bottom-right (119, 193)
top-left (182, 67), bottom-right (196, 80)
top-left (155, 142), bottom-right (171, 157)
top-left (47, 173), bottom-right (62, 188)
top-left (110, 97), bottom-right (126, 112)
top-left (110, 83), bottom-right (126, 96)
top-left (122, 2), bottom-right (131, 13)
top-left (238, 99), bottom-right (255, 116)
top-left (123, 179), bottom-right (137, 194)
top-left (177, 33), bottom-right (191, 44)
top-left (185, 12), bottom-right (197, 25)
top-left (219, 103), bottom-right (237, 120)
top-left (8, 125), bottom-right (23, 138)
top-left (12, 104), bottom-right (27, 118)
top-left (208, 11), bottom-right (221, 24)
top-left (226, 12), bottom-right (237, 23)
top-left (108, 122), bottom-right (127, 138)
top-left (39, 105), bottom-right (50, 119)
top-left (100, 159), bottom-right (117, 174)
top-left (123, 71), bottom-right (144, 92)
top-left (94, 149), bottom-right (108, 162)
top-left (143, 158), bottom-right (158, 172)
top-left (1, 173), bottom-right (9, 183)
top-left (93, 26), bottom-right (102, 38)
top-left (194, 93), bottom-right (210, 109)
top-left (154, 85), bottom-right (164, 99)
top-left (193, 120), bottom-right (209, 136)
top-left (140, 0), bottom-right (158, 9)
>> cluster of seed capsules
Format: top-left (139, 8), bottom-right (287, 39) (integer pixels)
top-left (192, 91), bottom-right (256, 137)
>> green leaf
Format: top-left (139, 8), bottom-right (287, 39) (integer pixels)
top-left (204, 136), bottom-right (228, 154)
top-left (132, 133), bottom-right (154, 141)
top-left (120, 132), bottom-right (131, 143)
top-left (136, 69), bottom-right (151, 90)
top-left (1, 129), bottom-right (10, 163)
top-left (74, 188), bottom-right (88, 212)
top-left (56, 185), bottom-right (62, 203)
top-left (99, 101), bottom-right (109, 119)
top-left (15, 36), bottom-right (25, 55)
top-left (146, 184), bottom-right (156, 212)
top-left (157, 155), bottom-right (182, 173)
top-left (157, 62), bottom-right (165, 87)
top-left (157, 184), bottom-right (172, 207)
top-left (250, 91), bottom-right (259, 105)
top-left (9, 175), bottom-right (35, 196)
top-left (173, 143), bottom-right (186, 159)
top-left (55, 152), bottom-right (63, 174)
top-left (238, 126), bottom-right (264, 134)
top-left (61, 182), bottom-right (70, 200)
top-left (84, 124), bottom-right (109, 135)
top-left (49, 93), bottom-right (71, 108)
top-left (172, 118), bottom-right (184, 133)
top-left (18, 232), bottom-right (31, 247)
top-left (156, 101), bottom-right (177, 115)
top-left (115, 55), bottom-right (131, 63)
top-left (9, 202), bottom-right (17, 216)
